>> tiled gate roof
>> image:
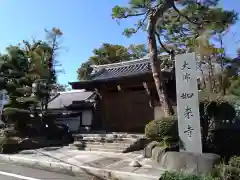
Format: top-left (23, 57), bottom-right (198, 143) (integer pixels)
top-left (89, 56), bottom-right (173, 81)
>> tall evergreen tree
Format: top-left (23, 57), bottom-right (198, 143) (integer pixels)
top-left (112, 0), bottom-right (238, 116)
top-left (0, 28), bottom-right (64, 131)
top-left (77, 43), bottom-right (148, 80)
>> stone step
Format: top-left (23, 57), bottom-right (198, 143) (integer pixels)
top-left (82, 141), bottom-right (131, 148)
top-left (73, 133), bottom-right (145, 139)
top-left (77, 137), bottom-right (139, 143)
top-left (72, 133), bottom-right (147, 153)
top-left (84, 143), bottom-right (129, 150)
top-left (84, 147), bottom-right (124, 153)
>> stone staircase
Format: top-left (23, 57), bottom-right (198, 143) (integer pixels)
top-left (71, 133), bottom-right (148, 153)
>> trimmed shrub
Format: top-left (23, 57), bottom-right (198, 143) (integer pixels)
top-left (0, 136), bottom-right (20, 153)
top-left (160, 171), bottom-right (216, 180)
top-left (145, 116), bottom-right (178, 142)
top-left (3, 107), bottom-right (30, 122)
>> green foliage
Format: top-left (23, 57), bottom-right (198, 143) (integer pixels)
top-left (112, 0), bottom-right (237, 53)
top-left (0, 136), bottom-right (20, 154)
top-left (198, 99), bottom-right (240, 157)
top-left (0, 28), bottom-right (64, 129)
top-left (208, 128), bottom-right (240, 159)
top-left (228, 77), bottom-right (240, 97)
top-left (160, 171), bottom-right (216, 180)
top-left (128, 44), bottom-right (148, 59)
top-left (112, 0), bottom-right (238, 106)
top-left (43, 27), bottom-right (63, 85)
top-left (3, 108), bottom-right (30, 117)
top-left (199, 100), bottom-right (236, 123)
top-left (77, 61), bottom-right (93, 80)
top-left (51, 84), bottom-right (70, 92)
top-left (232, 100), bottom-right (240, 117)
top-left (145, 116), bottom-right (178, 142)
top-left (77, 43), bottom-right (148, 80)
top-left (211, 164), bottom-right (240, 180)
top-left (228, 156), bottom-right (240, 169)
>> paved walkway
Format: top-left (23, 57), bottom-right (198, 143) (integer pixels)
top-left (0, 146), bottom-right (164, 180)
top-left (0, 161), bottom-right (86, 180)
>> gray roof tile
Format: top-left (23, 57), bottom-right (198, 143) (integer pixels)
top-left (48, 90), bottom-right (93, 109)
top-left (90, 56), bottom-right (172, 81)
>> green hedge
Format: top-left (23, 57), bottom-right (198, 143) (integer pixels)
top-left (160, 171), bottom-right (216, 180)
top-left (145, 116), bottom-right (178, 142)
top-left (160, 166), bottom-right (240, 180)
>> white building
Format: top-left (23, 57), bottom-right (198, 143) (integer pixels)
top-left (47, 90), bottom-right (95, 132)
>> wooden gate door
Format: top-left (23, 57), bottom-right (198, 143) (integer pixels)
top-left (103, 91), bottom-right (154, 132)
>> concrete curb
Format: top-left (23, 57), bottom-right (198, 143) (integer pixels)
top-left (0, 154), bottom-right (160, 180)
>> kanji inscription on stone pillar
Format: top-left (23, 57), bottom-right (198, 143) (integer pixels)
top-left (175, 53), bottom-right (202, 153)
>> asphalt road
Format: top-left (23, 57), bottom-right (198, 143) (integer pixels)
top-left (0, 162), bottom-right (96, 180)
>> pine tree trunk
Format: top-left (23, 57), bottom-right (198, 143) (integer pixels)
top-left (207, 56), bottom-right (213, 93)
top-left (148, 19), bottom-right (173, 117)
top-left (219, 37), bottom-right (226, 96)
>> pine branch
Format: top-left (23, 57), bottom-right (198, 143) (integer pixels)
top-left (123, 14), bottom-right (148, 37)
top-left (112, 5), bottom-right (147, 20)
top-left (155, 32), bottom-right (175, 68)
top-left (172, 3), bottom-right (201, 25)
top-left (155, 32), bottom-right (172, 54)
top-left (172, 2), bottom-right (233, 27)
top-left (121, 12), bottom-right (147, 18)
top-left (152, 0), bottom-right (174, 23)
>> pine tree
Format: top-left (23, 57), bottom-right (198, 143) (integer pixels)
top-left (0, 46), bottom-right (35, 131)
top-left (77, 43), bottom-right (148, 80)
top-left (112, 0), bottom-right (238, 116)
top-left (0, 40), bottom-right (54, 132)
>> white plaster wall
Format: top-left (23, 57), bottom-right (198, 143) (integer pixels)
top-left (82, 110), bottom-right (92, 126)
top-left (56, 116), bottom-right (80, 132)
top-left (55, 110), bottom-right (93, 132)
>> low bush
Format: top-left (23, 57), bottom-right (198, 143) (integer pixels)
top-left (199, 99), bottom-right (240, 158)
top-left (229, 156), bottom-right (240, 168)
top-left (211, 164), bottom-right (240, 180)
top-left (208, 129), bottom-right (240, 159)
top-left (3, 107), bottom-right (30, 119)
top-left (145, 116), bottom-right (178, 142)
top-left (160, 171), bottom-right (216, 180)
top-left (0, 136), bottom-right (20, 154)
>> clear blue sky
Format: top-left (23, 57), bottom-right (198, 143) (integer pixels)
top-left (0, 0), bottom-right (239, 85)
